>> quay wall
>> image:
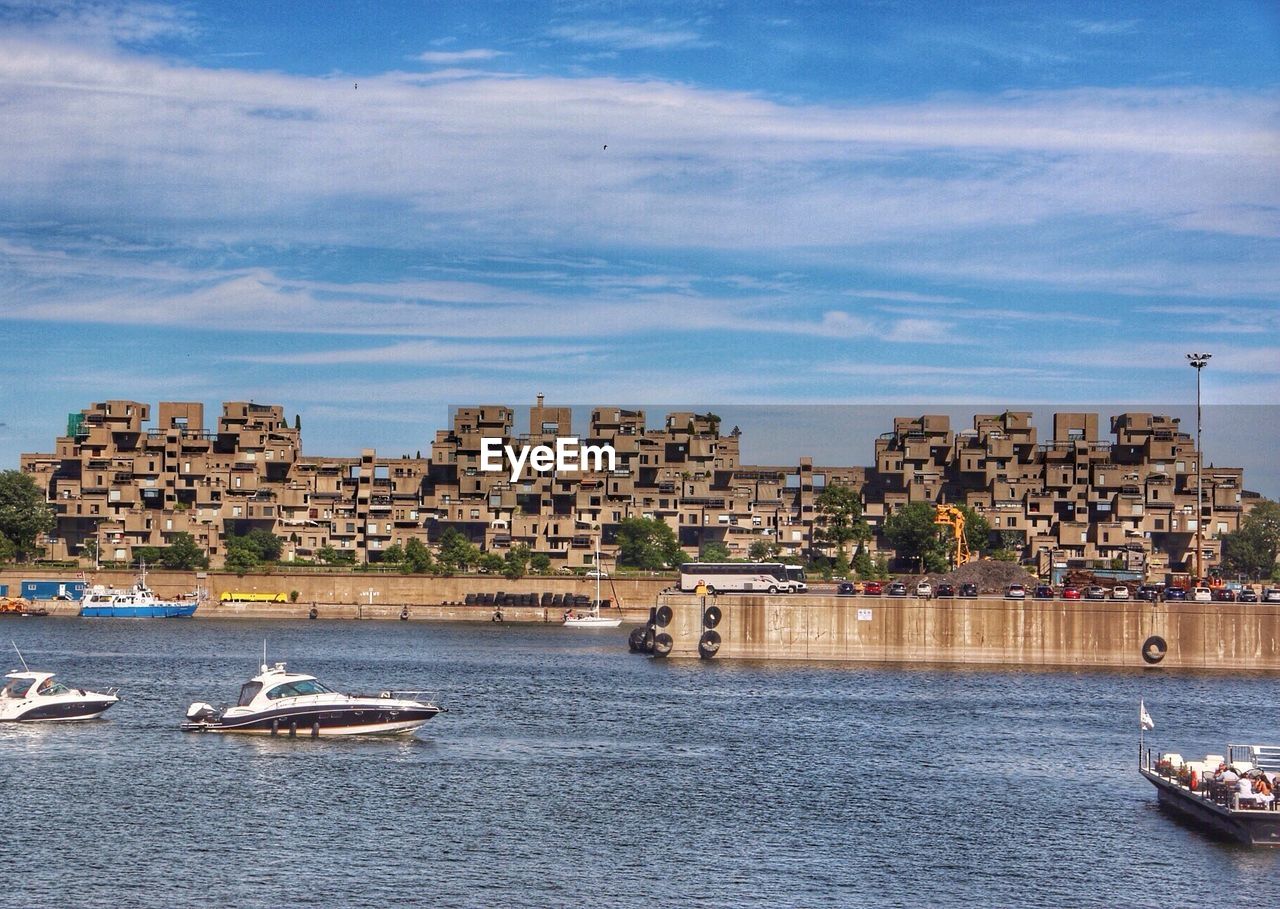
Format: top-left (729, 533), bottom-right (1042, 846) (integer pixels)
top-left (0, 568), bottom-right (665, 622)
top-left (656, 595), bottom-right (1280, 671)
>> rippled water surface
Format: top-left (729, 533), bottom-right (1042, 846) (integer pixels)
top-left (3, 618), bottom-right (1278, 908)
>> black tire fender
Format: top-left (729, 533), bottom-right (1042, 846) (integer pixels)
top-left (698, 630), bottom-right (721, 659)
top-left (653, 632), bottom-right (673, 656)
top-left (1142, 635), bottom-right (1168, 665)
top-left (654, 604), bottom-right (673, 627)
top-left (703, 605), bottom-right (722, 629)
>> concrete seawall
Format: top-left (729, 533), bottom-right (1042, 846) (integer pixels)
top-left (1, 568), bottom-right (663, 622)
top-left (653, 595), bottom-right (1280, 671)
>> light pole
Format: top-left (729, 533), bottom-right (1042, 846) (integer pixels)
top-left (1186, 353), bottom-right (1211, 580)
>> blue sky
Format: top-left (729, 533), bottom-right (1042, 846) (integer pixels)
top-left (0, 1), bottom-right (1277, 491)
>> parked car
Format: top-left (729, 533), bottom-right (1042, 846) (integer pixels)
top-left (1191, 586), bottom-right (1213, 603)
top-left (1084, 586), bottom-right (1107, 600)
top-left (1062, 586), bottom-right (1081, 600)
top-left (1164, 587), bottom-right (1188, 601)
top-left (1005, 584), bottom-right (1026, 599)
top-left (584, 569), bottom-right (609, 579)
top-left (1213, 588), bottom-right (1236, 602)
top-left (958, 583), bottom-right (979, 598)
top-left (1111, 586), bottom-right (1130, 600)
top-left (887, 581), bottom-right (908, 597)
top-left (915, 581), bottom-right (933, 598)
top-left (1263, 588), bottom-right (1280, 604)
top-left (836, 581), bottom-right (856, 596)
top-left (1238, 588), bottom-right (1259, 603)
top-left (862, 580), bottom-right (884, 596)
top-left (1136, 585), bottom-right (1161, 602)
top-left (1033, 585), bottom-right (1055, 600)
top-left (936, 583), bottom-right (956, 598)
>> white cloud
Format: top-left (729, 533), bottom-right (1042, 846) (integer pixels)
top-left (416, 48), bottom-right (507, 64)
top-left (547, 21), bottom-right (708, 51)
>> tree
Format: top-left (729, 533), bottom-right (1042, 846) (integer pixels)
top-left (748, 539), bottom-right (779, 562)
top-left (530, 552), bottom-right (551, 573)
top-left (1221, 500), bottom-right (1280, 581)
top-left (404, 538), bottom-right (433, 573)
top-left (0, 470), bottom-right (55, 562)
top-left (479, 552), bottom-right (505, 574)
top-left (438, 528), bottom-right (480, 573)
top-left (224, 540), bottom-right (260, 573)
top-left (503, 544), bottom-right (531, 580)
top-left (616, 517), bottom-right (684, 570)
top-left (161, 532), bottom-right (209, 570)
top-left (852, 545), bottom-right (876, 580)
top-left (882, 502), bottom-right (949, 572)
top-left (294, 414), bottom-right (301, 431)
top-left (699, 540), bottom-right (732, 562)
top-left (381, 543), bottom-right (405, 565)
top-left (814, 483), bottom-right (869, 563)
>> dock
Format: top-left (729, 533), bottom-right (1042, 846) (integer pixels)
top-left (1140, 745), bottom-right (1280, 847)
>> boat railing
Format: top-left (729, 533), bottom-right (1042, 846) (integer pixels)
top-left (376, 689), bottom-right (439, 705)
top-left (1230, 744), bottom-right (1280, 772)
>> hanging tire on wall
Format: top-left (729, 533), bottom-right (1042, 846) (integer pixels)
top-left (1141, 635), bottom-right (1168, 665)
top-left (698, 630), bottom-right (721, 659)
top-left (653, 632), bottom-right (673, 656)
top-left (703, 605), bottom-right (722, 629)
top-left (654, 604), bottom-right (673, 628)
top-left (628, 627), bottom-right (648, 653)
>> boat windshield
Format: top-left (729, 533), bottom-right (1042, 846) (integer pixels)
top-left (2, 677), bottom-right (34, 698)
top-left (265, 678), bottom-right (334, 699)
top-left (37, 678), bottom-right (71, 696)
top-left (238, 681), bottom-right (263, 706)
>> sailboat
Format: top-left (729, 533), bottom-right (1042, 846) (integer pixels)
top-left (563, 538), bottom-right (622, 628)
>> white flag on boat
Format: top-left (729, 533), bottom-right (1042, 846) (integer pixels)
top-left (1140, 699), bottom-right (1155, 730)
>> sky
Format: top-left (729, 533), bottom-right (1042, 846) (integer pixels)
top-left (0, 1), bottom-right (1277, 492)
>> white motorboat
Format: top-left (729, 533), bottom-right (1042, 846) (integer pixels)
top-left (1, 668), bottom-right (120, 722)
top-left (181, 660), bottom-right (443, 737)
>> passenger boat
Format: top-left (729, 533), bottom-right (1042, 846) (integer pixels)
top-left (1, 648), bottom-right (120, 722)
top-left (80, 567), bottom-right (201, 618)
top-left (181, 660), bottom-right (443, 737)
top-left (1139, 744), bottom-right (1280, 847)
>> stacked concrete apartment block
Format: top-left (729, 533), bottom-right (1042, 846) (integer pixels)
top-left (20, 397), bottom-right (1251, 576)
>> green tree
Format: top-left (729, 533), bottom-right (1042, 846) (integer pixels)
top-left (381, 543), bottom-right (405, 565)
top-left (1221, 523), bottom-right (1277, 580)
top-left (438, 528), bottom-right (480, 572)
top-left (161, 532), bottom-right (209, 570)
top-left (224, 538), bottom-right (260, 573)
top-left (852, 545), bottom-right (875, 580)
top-left (479, 552), bottom-right (505, 574)
top-left (616, 517), bottom-right (684, 570)
top-left (530, 552), bottom-right (552, 573)
top-left (882, 502), bottom-right (949, 572)
top-left (699, 540), bottom-right (732, 561)
top-left (317, 544), bottom-right (354, 565)
top-left (814, 483), bottom-right (869, 563)
top-left (0, 533), bottom-right (16, 564)
top-left (404, 538), bottom-right (433, 573)
top-left (503, 544), bottom-right (531, 580)
top-left (748, 539), bottom-right (779, 562)
top-left (0, 470), bottom-right (55, 562)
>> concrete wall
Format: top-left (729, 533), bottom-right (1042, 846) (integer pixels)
top-left (654, 595), bottom-right (1280, 670)
top-left (0, 568), bottom-right (665, 622)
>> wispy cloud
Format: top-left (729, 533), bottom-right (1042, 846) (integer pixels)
top-left (547, 20), bottom-right (709, 51)
top-left (416, 48), bottom-right (506, 64)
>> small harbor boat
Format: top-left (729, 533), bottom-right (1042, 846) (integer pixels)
top-left (1, 647), bottom-right (120, 722)
top-left (79, 566), bottom-right (201, 618)
top-left (181, 659), bottom-right (443, 737)
top-left (563, 539), bottom-right (623, 628)
top-left (1140, 744), bottom-right (1280, 847)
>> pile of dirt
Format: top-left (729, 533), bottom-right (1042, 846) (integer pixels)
top-left (897, 559), bottom-right (1038, 595)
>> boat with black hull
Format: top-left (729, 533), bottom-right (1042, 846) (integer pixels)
top-left (1, 648), bottom-right (120, 722)
top-left (1140, 744), bottom-right (1280, 847)
top-left (181, 661), bottom-right (443, 737)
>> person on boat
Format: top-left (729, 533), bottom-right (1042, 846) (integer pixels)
top-left (1254, 775), bottom-right (1272, 796)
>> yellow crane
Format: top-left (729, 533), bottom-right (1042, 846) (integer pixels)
top-left (934, 504), bottom-right (973, 568)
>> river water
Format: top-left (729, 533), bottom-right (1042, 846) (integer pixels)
top-left (2, 618), bottom-right (1277, 908)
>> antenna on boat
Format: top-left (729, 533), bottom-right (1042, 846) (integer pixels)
top-left (262, 639), bottom-right (268, 673)
top-left (12, 642), bottom-right (30, 672)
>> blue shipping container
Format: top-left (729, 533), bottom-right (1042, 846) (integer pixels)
top-left (0, 584), bottom-right (7, 597)
top-left (21, 580), bottom-right (86, 601)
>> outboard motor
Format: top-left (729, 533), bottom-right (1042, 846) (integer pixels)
top-left (185, 702), bottom-right (219, 723)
